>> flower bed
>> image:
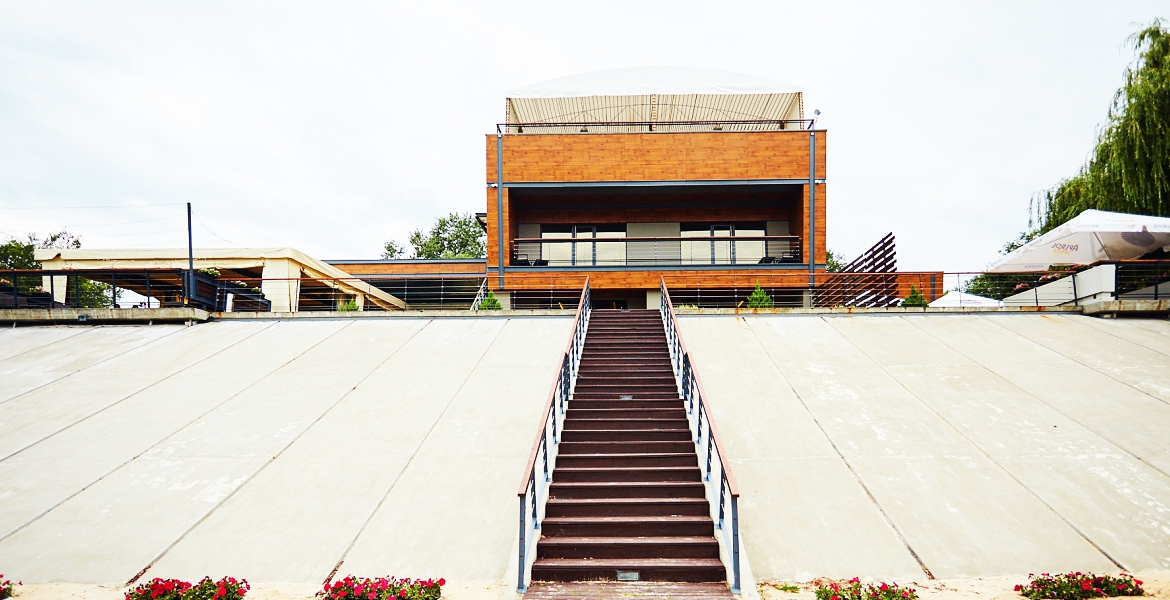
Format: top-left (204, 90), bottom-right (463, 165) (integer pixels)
top-left (1, 574), bottom-right (20, 600)
top-left (318, 576), bottom-right (444, 600)
top-left (1016, 573), bottom-right (1143, 600)
top-left (814, 578), bottom-right (918, 600)
top-left (125, 576), bottom-right (249, 600)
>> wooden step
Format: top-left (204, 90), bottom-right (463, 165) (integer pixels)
top-left (552, 466), bottom-right (702, 482)
top-left (545, 497), bottom-right (711, 517)
top-left (540, 515), bottom-right (714, 537)
top-left (558, 440), bottom-right (695, 454)
top-left (570, 399), bottom-right (683, 410)
top-left (566, 408), bottom-right (686, 420)
top-left (535, 536), bottom-right (720, 559)
top-left (554, 452), bottom-right (698, 468)
top-left (559, 430), bottom-right (692, 443)
top-left (530, 557), bottom-right (725, 583)
top-left (563, 418), bottom-right (690, 431)
top-left (523, 581), bottom-right (733, 600)
top-left (549, 481), bottom-right (707, 499)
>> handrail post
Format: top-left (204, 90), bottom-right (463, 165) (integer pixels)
top-left (731, 495), bottom-right (741, 594)
top-left (517, 496), bottom-right (527, 593)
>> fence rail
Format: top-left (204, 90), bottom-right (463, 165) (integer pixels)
top-left (659, 277), bottom-right (741, 593)
top-left (499, 119), bottom-right (816, 135)
top-left (516, 278), bottom-right (590, 593)
top-left (512, 236), bottom-right (803, 268)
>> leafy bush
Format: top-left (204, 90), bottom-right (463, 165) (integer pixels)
top-left (317, 576), bottom-right (444, 600)
top-left (125, 578), bottom-right (191, 600)
top-left (184, 577), bottom-right (250, 600)
top-left (477, 289), bottom-right (502, 310)
top-left (814, 578), bottom-right (918, 600)
top-left (1, 573), bottom-right (20, 600)
top-left (902, 285), bottom-right (928, 307)
top-left (1015, 573), bottom-right (1144, 600)
top-left (746, 283), bottom-right (774, 308)
top-left (338, 299), bottom-right (360, 312)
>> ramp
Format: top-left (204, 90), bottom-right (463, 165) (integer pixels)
top-left (678, 313), bottom-right (1170, 581)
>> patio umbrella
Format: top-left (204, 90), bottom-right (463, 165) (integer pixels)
top-left (986, 209), bottom-right (1170, 272)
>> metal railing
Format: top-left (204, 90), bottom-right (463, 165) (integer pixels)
top-left (1115, 260), bottom-right (1170, 300)
top-left (469, 279), bottom-right (488, 311)
top-left (516, 278), bottom-right (591, 593)
top-left (0, 269), bottom-right (198, 310)
top-left (499, 119), bottom-right (816, 135)
top-left (659, 277), bottom-right (741, 593)
top-left (512, 236), bottom-right (803, 268)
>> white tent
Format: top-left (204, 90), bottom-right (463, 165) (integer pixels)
top-left (505, 67), bottom-right (804, 132)
top-left (986, 210), bottom-right (1170, 272)
top-left (928, 291), bottom-right (1004, 308)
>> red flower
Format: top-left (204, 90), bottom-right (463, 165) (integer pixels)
top-left (881, 584), bottom-right (889, 592)
top-left (437, 579), bottom-right (446, 587)
top-left (1082, 583), bottom-right (1092, 591)
top-left (1014, 585), bottom-right (1022, 591)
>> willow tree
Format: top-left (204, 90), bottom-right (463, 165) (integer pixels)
top-left (1032, 20), bottom-right (1170, 232)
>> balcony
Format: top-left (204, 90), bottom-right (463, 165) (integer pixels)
top-left (511, 236), bottom-right (803, 268)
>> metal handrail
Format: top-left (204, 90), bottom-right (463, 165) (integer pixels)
top-left (515, 277), bottom-right (591, 593)
top-left (659, 277), bottom-right (741, 594)
top-left (469, 279), bottom-right (488, 311)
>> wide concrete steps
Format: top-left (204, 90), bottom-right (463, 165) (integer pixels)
top-left (533, 309), bottom-right (724, 585)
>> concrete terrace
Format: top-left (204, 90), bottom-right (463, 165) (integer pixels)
top-left (0, 312), bottom-right (1168, 594)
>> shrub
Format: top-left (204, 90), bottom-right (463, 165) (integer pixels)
top-left (814, 578), bottom-right (918, 600)
top-left (746, 283), bottom-right (774, 308)
top-left (125, 578), bottom-right (191, 600)
top-left (902, 285), bottom-right (928, 307)
top-left (1015, 573), bottom-right (1144, 600)
top-left (318, 576), bottom-right (444, 600)
top-left (1, 574), bottom-right (20, 600)
top-left (338, 299), bottom-right (360, 312)
top-left (477, 289), bottom-right (502, 310)
top-left (185, 577), bottom-right (250, 600)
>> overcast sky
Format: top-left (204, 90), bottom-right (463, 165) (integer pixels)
top-left (1, 1), bottom-right (1165, 271)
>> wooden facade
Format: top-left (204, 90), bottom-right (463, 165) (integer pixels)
top-left (485, 130), bottom-right (827, 295)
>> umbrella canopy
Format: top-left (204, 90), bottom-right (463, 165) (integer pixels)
top-left (928, 291), bottom-right (1004, 308)
top-left (986, 210), bottom-right (1170, 272)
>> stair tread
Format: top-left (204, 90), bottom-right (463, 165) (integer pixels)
top-left (537, 536), bottom-right (717, 545)
top-left (548, 497), bottom-right (709, 504)
top-left (531, 558), bottom-right (724, 567)
top-left (543, 515), bottom-right (712, 523)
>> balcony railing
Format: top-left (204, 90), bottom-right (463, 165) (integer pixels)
top-left (499, 119), bottom-right (816, 135)
top-left (511, 236), bottom-right (803, 268)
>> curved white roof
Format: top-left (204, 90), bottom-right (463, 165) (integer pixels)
top-left (507, 66), bottom-right (801, 98)
top-left (505, 67), bottom-right (804, 131)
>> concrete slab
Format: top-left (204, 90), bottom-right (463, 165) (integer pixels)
top-left (989, 315), bottom-right (1170, 403)
top-left (0, 317), bottom-right (572, 587)
top-left (1071, 315), bottom-right (1170, 356)
top-left (0, 326), bottom-right (95, 361)
top-left (0, 325), bottom-right (182, 403)
top-left (676, 317), bottom-right (926, 582)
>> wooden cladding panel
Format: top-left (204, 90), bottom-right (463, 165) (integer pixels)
top-left (331, 262), bottom-right (486, 276)
top-left (493, 269), bottom-right (817, 291)
top-left (486, 131), bottom-right (827, 182)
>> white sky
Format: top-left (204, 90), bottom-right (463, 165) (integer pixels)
top-left (0, 1), bottom-right (1164, 271)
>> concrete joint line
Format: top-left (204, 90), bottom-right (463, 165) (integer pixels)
top-left (0, 325), bottom-right (98, 363)
top-left (325, 318), bottom-right (511, 585)
top-left (829, 316), bottom-right (1126, 572)
top-left (0, 322), bottom-right (278, 465)
top-left (1064, 315), bottom-right (1170, 360)
top-left (744, 320), bottom-right (936, 580)
top-left (0, 322), bottom-right (290, 545)
top-left (902, 318), bottom-right (1170, 481)
top-left (982, 316), bottom-right (1170, 409)
top-left (124, 320), bottom-right (377, 585)
top-left (0, 324), bottom-right (192, 407)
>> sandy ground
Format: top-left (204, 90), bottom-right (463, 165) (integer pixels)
top-left (7, 574), bottom-right (1169, 600)
top-left (759, 573), bottom-right (1170, 600)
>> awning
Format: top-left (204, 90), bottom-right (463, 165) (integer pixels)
top-left (986, 210), bottom-right (1170, 272)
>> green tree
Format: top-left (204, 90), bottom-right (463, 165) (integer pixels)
top-left (383, 212), bottom-right (486, 259)
top-left (746, 282), bottom-right (774, 308)
top-left (381, 240), bottom-right (407, 259)
top-left (902, 284), bottom-right (929, 307)
top-left (825, 249), bottom-right (847, 273)
top-left (1, 230), bottom-right (111, 307)
top-left (1030, 21), bottom-right (1170, 233)
top-left (477, 288), bottom-right (502, 310)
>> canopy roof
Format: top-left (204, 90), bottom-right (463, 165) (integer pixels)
top-left (505, 67), bottom-right (803, 132)
top-left (986, 210), bottom-right (1170, 272)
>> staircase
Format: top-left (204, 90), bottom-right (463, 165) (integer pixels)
top-left (530, 309), bottom-right (725, 583)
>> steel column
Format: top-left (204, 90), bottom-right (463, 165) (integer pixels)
top-left (808, 131), bottom-right (817, 284)
top-left (496, 134), bottom-right (505, 289)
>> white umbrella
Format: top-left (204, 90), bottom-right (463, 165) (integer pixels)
top-left (986, 209), bottom-right (1170, 272)
top-left (928, 291), bottom-right (1004, 308)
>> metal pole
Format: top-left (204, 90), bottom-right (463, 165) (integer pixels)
top-left (496, 134), bottom-right (506, 289)
top-left (808, 130), bottom-right (817, 284)
top-left (731, 496), bottom-right (741, 594)
top-left (187, 203), bottom-right (195, 304)
top-left (517, 497), bottom-right (527, 593)
top-left (145, 273), bottom-right (151, 309)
